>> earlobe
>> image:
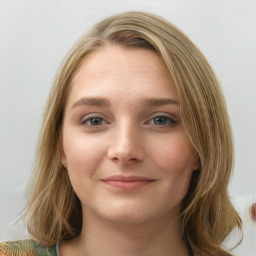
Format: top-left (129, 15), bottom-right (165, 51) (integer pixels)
top-left (191, 153), bottom-right (200, 171)
top-left (60, 141), bottom-right (67, 168)
top-left (61, 153), bottom-right (67, 168)
top-left (60, 132), bottom-right (67, 168)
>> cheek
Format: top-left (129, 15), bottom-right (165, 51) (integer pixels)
top-left (152, 134), bottom-right (194, 174)
top-left (62, 132), bottom-right (106, 198)
top-left (62, 131), bottom-right (105, 172)
top-left (146, 134), bottom-right (195, 210)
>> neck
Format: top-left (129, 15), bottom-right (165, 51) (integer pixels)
top-left (61, 209), bottom-right (188, 256)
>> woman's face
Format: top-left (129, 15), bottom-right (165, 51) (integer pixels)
top-left (62, 45), bottom-right (197, 224)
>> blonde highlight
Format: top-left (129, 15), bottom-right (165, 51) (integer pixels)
top-left (23, 11), bottom-right (242, 255)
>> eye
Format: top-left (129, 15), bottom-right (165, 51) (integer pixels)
top-left (149, 115), bottom-right (177, 126)
top-left (80, 115), bottom-right (107, 126)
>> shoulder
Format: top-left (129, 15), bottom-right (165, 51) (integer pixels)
top-left (0, 239), bottom-right (57, 256)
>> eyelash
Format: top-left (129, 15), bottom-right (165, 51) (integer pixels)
top-left (147, 115), bottom-right (177, 126)
top-left (80, 113), bottom-right (107, 126)
top-left (80, 113), bottom-right (177, 127)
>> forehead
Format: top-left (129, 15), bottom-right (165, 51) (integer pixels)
top-left (67, 45), bottom-right (178, 106)
top-left (73, 45), bottom-right (170, 79)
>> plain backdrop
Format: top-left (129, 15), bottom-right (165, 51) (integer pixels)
top-left (0, 0), bottom-right (255, 255)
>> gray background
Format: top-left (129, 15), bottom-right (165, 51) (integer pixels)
top-left (0, 0), bottom-right (255, 255)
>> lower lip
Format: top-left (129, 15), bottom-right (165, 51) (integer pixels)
top-left (101, 180), bottom-right (155, 190)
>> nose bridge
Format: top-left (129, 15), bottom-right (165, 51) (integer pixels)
top-left (108, 119), bottom-right (143, 163)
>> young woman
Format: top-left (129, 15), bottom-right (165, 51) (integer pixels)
top-left (0, 11), bottom-right (242, 256)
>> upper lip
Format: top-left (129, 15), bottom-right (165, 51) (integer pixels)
top-left (101, 175), bottom-right (156, 182)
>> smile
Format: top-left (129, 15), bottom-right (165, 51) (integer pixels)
top-left (100, 175), bottom-right (156, 190)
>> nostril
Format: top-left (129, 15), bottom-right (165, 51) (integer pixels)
top-left (111, 157), bottom-right (138, 164)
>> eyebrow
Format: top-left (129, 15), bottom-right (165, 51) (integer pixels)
top-left (141, 98), bottom-right (179, 106)
top-left (71, 97), bottom-right (111, 109)
top-left (71, 96), bottom-right (179, 109)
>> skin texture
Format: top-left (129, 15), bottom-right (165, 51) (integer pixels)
top-left (61, 45), bottom-right (197, 256)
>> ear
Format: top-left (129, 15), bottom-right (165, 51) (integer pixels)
top-left (191, 152), bottom-right (200, 171)
top-left (60, 133), bottom-right (67, 168)
top-left (61, 150), bottom-right (67, 169)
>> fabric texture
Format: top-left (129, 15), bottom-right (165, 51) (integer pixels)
top-left (0, 239), bottom-right (57, 256)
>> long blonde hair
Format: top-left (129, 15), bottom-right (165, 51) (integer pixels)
top-left (24, 11), bottom-right (242, 255)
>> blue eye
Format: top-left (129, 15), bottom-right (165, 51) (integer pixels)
top-left (89, 117), bottom-right (104, 126)
top-left (152, 116), bottom-right (175, 126)
top-left (81, 117), bottom-right (106, 126)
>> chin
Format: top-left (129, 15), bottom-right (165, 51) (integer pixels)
top-left (97, 201), bottom-right (167, 225)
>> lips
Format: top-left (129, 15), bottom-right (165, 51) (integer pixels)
top-left (101, 175), bottom-right (156, 190)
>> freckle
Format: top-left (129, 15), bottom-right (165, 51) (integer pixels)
top-left (250, 203), bottom-right (256, 221)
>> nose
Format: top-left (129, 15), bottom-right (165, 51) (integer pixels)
top-left (107, 122), bottom-right (144, 164)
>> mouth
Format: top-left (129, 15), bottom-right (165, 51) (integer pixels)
top-left (100, 175), bottom-right (157, 190)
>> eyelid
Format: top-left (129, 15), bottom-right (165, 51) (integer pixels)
top-left (80, 112), bottom-right (107, 124)
top-left (148, 112), bottom-right (178, 121)
top-left (145, 112), bottom-right (179, 126)
top-left (79, 112), bottom-right (178, 126)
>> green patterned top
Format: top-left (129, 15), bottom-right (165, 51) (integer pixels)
top-left (0, 239), bottom-right (57, 256)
